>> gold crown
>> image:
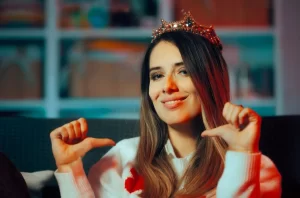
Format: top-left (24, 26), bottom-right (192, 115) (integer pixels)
top-left (151, 11), bottom-right (223, 50)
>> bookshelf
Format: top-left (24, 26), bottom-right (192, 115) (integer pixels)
top-left (0, 0), bottom-right (277, 118)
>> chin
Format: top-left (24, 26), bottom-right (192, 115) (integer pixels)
top-left (160, 114), bottom-right (192, 125)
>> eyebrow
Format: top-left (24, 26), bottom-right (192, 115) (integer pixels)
top-left (149, 62), bottom-right (184, 73)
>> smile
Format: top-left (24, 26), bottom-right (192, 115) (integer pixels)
top-left (165, 100), bottom-right (183, 105)
top-left (162, 97), bottom-right (187, 110)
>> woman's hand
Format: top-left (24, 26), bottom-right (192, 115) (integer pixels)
top-left (201, 102), bottom-right (262, 153)
top-left (50, 118), bottom-right (115, 170)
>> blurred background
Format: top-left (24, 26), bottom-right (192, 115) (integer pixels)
top-left (0, 0), bottom-right (298, 119)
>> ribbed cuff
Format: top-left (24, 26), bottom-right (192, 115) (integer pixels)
top-left (216, 151), bottom-right (261, 198)
top-left (224, 151), bottom-right (261, 183)
top-left (54, 163), bottom-right (94, 198)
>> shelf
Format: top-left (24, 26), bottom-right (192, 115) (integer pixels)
top-left (0, 100), bottom-right (45, 110)
top-left (59, 98), bottom-right (275, 117)
top-left (60, 109), bottom-right (139, 119)
top-left (0, 98), bottom-right (275, 117)
top-left (233, 98), bottom-right (276, 116)
top-left (60, 98), bottom-right (275, 110)
top-left (59, 27), bottom-right (274, 39)
top-left (60, 97), bottom-right (275, 105)
top-left (233, 98), bottom-right (276, 107)
top-left (0, 27), bottom-right (274, 40)
top-left (59, 28), bottom-right (153, 39)
top-left (0, 0), bottom-right (279, 118)
top-left (59, 98), bottom-right (140, 119)
top-left (59, 98), bottom-right (140, 110)
top-left (216, 27), bottom-right (274, 38)
top-left (0, 98), bottom-right (275, 110)
top-left (0, 29), bottom-right (45, 39)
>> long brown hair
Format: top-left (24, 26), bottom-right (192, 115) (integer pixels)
top-left (136, 31), bottom-right (230, 197)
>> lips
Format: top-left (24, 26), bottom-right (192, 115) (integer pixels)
top-left (161, 96), bottom-right (187, 109)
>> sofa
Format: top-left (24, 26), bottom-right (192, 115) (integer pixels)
top-left (0, 116), bottom-right (299, 198)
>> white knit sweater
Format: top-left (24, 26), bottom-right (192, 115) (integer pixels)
top-left (54, 137), bottom-right (282, 198)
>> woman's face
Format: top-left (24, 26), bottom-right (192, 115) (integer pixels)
top-left (149, 41), bottom-right (202, 125)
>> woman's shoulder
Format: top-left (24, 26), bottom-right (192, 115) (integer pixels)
top-left (116, 136), bottom-right (140, 149)
top-left (261, 154), bottom-right (279, 171)
top-left (258, 154), bottom-right (282, 196)
top-left (88, 137), bottom-right (142, 197)
top-left (116, 137), bottom-right (140, 164)
top-left (260, 154), bottom-right (281, 179)
top-left (94, 137), bottom-right (140, 168)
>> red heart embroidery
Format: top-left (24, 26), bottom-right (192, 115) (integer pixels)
top-left (125, 167), bottom-right (144, 194)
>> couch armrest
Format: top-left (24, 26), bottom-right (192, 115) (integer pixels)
top-left (21, 170), bottom-right (56, 197)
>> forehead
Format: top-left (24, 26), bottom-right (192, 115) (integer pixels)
top-left (149, 41), bottom-right (183, 68)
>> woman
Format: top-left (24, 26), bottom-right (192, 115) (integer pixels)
top-left (51, 12), bottom-right (281, 197)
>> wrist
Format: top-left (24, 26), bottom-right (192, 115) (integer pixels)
top-left (56, 158), bottom-right (83, 173)
top-left (228, 146), bottom-right (259, 154)
top-left (57, 164), bottom-right (73, 173)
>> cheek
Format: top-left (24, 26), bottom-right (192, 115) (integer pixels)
top-left (194, 97), bottom-right (202, 112)
top-left (185, 82), bottom-right (202, 109)
top-left (148, 83), bottom-right (160, 102)
top-left (193, 92), bottom-right (202, 112)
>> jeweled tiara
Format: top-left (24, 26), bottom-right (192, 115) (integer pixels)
top-left (151, 11), bottom-right (223, 50)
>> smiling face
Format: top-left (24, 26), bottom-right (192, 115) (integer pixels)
top-left (149, 41), bottom-right (202, 125)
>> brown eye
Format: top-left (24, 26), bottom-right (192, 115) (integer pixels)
top-left (150, 73), bottom-right (163, 81)
top-left (179, 69), bottom-right (188, 75)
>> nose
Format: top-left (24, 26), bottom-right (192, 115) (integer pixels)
top-left (163, 74), bottom-right (179, 94)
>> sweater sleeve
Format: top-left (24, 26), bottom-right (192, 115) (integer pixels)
top-left (54, 158), bottom-right (95, 198)
top-left (216, 151), bottom-right (281, 198)
top-left (54, 143), bottom-right (124, 198)
top-left (87, 144), bottom-right (124, 198)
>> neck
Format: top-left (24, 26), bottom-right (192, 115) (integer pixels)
top-left (167, 116), bottom-right (204, 158)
